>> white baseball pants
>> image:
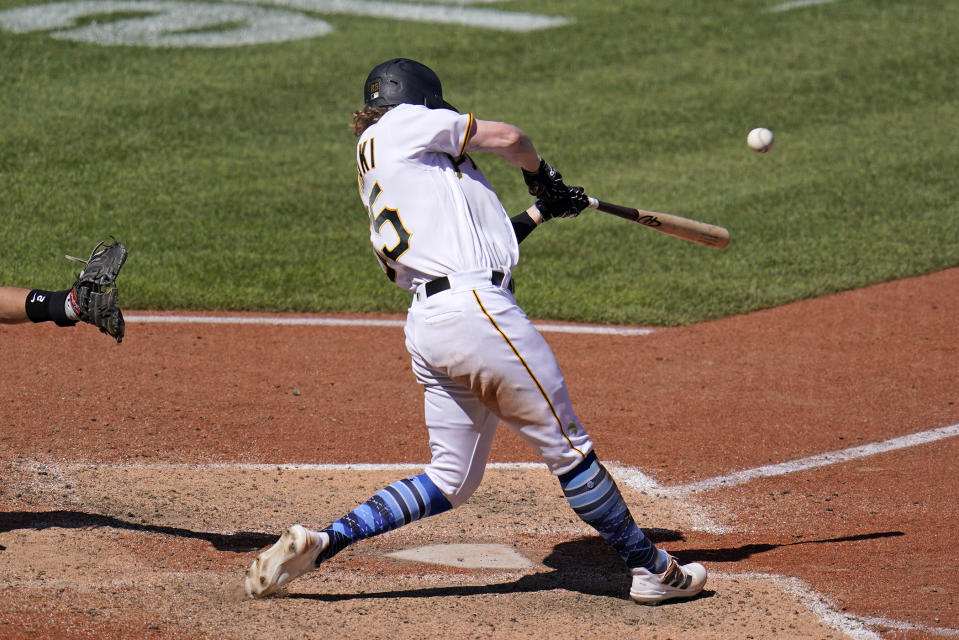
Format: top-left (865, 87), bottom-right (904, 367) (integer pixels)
top-left (405, 269), bottom-right (594, 507)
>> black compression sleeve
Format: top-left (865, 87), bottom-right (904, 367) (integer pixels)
top-left (510, 211), bottom-right (539, 244)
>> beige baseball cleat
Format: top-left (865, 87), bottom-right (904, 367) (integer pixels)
top-left (629, 554), bottom-right (707, 604)
top-left (245, 524), bottom-right (328, 598)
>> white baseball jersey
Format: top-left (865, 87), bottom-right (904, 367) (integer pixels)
top-left (355, 103), bottom-right (519, 292)
top-left (353, 102), bottom-right (593, 503)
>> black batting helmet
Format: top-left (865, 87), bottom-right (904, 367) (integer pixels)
top-left (363, 58), bottom-right (456, 111)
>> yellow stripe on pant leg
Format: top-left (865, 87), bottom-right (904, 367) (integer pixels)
top-left (471, 290), bottom-right (585, 458)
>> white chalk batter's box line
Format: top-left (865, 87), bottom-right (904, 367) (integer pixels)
top-left (17, 450), bottom-right (959, 640)
top-left (124, 313), bottom-right (654, 336)
top-left (46, 422), bottom-right (955, 493)
top-left (19, 423), bottom-right (959, 639)
top-left (734, 572), bottom-right (959, 640)
top-left (30, 421), bottom-right (959, 532)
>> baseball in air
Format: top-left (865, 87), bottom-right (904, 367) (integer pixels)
top-left (747, 127), bottom-right (774, 153)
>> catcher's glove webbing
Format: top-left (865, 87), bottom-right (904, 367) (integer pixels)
top-left (66, 238), bottom-right (128, 343)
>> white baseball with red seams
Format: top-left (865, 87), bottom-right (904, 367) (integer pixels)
top-left (747, 127), bottom-right (775, 153)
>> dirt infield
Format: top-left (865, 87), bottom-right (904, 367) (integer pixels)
top-left (2, 268), bottom-right (958, 639)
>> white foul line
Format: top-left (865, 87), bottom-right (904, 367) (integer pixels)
top-left (672, 423), bottom-right (959, 494)
top-left (123, 313), bottom-right (653, 336)
top-left (848, 615), bottom-right (959, 639)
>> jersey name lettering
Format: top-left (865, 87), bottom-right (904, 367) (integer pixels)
top-left (357, 138), bottom-right (374, 176)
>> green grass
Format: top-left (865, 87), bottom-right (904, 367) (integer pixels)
top-left (1, 0), bottom-right (956, 325)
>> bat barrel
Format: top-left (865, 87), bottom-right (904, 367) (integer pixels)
top-left (587, 197), bottom-right (729, 249)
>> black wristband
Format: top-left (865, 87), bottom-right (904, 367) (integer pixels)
top-left (25, 289), bottom-right (76, 326)
top-left (510, 211), bottom-right (539, 243)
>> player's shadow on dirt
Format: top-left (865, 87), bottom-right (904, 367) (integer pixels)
top-left (679, 530), bottom-right (904, 563)
top-left (292, 532), bottom-right (708, 604)
top-left (0, 510), bottom-right (275, 552)
top-left (289, 529), bottom-right (904, 603)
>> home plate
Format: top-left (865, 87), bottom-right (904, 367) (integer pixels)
top-left (386, 544), bottom-right (533, 569)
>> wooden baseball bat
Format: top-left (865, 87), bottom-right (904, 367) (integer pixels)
top-left (586, 197), bottom-right (730, 249)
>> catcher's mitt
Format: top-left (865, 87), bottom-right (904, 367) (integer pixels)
top-left (66, 238), bottom-right (128, 343)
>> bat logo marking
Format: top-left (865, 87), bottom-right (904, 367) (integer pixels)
top-left (637, 215), bottom-right (662, 227)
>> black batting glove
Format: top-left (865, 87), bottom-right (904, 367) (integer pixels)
top-left (536, 186), bottom-right (590, 221)
top-left (522, 157), bottom-right (564, 198)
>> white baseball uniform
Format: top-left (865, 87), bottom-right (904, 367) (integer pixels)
top-left (246, 62), bottom-right (703, 601)
top-left (355, 103), bottom-right (593, 506)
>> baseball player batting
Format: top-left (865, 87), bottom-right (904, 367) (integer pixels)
top-left (245, 58), bottom-right (706, 604)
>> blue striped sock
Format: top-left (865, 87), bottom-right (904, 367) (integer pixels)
top-left (559, 451), bottom-right (661, 572)
top-left (318, 473), bottom-right (452, 563)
